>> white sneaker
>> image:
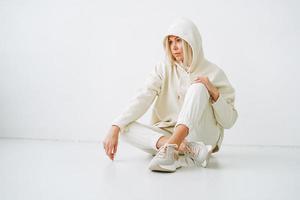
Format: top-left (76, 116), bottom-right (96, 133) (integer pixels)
top-left (148, 143), bottom-right (181, 172)
top-left (180, 141), bottom-right (213, 168)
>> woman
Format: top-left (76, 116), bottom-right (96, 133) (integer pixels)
top-left (103, 18), bottom-right (238, 172)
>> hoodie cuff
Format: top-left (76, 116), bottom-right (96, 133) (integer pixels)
top-left (211, 93), bottom-right (227, 112)
top-left (111, 119), bottom-right (127, 133)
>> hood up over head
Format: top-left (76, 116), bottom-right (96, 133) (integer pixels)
top-left (163, 18), bottom-right (207, 74)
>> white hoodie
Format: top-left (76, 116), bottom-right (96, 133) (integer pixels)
top-left (112, 18), bottom-right (238, 151)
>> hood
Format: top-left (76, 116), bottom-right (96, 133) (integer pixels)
top-left (163, 18), bottom-right (206, 74)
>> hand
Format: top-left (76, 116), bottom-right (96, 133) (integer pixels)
top-left (102, 125), bottom-right (120, 160)
top-left (178, 139), bottom-right (188, 154)
top-left (193, 76), bottom-right (219, 102)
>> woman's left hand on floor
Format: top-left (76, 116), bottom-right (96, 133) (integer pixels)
top-left (103, 125), bottom-right (120, 160)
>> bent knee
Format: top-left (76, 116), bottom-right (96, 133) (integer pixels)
top-left (189, 83), bottom-right (210, 97)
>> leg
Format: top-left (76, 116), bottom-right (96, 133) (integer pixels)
top-left (149, 84), bottom-right (217, 171)
top-left (182, 83), bottom-right (221, 150)
top-left (155, 135), bottom-right (170, 149)
top-left (119, 121), bottom-right (171, 155)
top-left (166, 83), bottom-right (210, 148)
top-left (165, 124), bottom-right (189, 149)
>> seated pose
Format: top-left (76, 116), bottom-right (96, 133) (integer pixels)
top-left (103, 18), bottom-right (238, 172)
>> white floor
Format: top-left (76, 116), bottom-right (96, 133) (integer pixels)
top-left (0, 138), bottom-right (299, 200)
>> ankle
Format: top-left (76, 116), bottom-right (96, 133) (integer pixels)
top-left (155, 136), bottom-right (168, 150)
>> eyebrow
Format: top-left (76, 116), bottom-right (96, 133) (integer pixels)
top-left (168, 37), bottom-right (178, 41)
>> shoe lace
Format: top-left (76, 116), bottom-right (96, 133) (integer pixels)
top-left (185, 143), bottom-right (200, 158)
top-left (181, 142), bottom-right (206, 167)
top-left (156, 144), bottom-right (178, 158)
top-left (157, 146), bottom-right (167, 158)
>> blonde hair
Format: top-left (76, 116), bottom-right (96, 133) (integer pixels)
top-left (164, 36), bottom-right (193, 67)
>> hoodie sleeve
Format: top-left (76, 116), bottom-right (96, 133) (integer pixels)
top-left (211, 70), bottom-right (238, 129)
top-left (111, 63), bottom-right (164, 132)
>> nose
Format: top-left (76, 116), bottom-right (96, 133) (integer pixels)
top-left (172, 42), bottom-right (178, 51)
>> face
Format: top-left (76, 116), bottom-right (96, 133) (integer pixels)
top-left (168, 35), bottom-right (183, 63)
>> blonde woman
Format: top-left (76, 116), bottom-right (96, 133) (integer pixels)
top-left (103, 18), bottom-right (238, 172)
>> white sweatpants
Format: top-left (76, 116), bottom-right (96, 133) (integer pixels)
top-left (119, 83), bottom-right (221, 155)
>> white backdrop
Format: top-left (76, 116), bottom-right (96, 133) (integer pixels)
top-left (0, 0), bottom-right (299, 146)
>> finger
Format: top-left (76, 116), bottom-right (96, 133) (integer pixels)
top-left (107, 145), bottom-right (112, 159)
top-left (193, 80), bottom-right (202, 84)
top-left (186, 145), bottom-right (192, 152)
top-left (178, 143), bottom-right (183, 151)
top-left (113, 143), bottom-right (118, 154)
top-left (105, 143), bottom-right (110, 157)
top-left (194, 76), bottom-right (204, 80)
top-left (108, 145), bottom-right (114, 160)
top-left (112, 145), bottom-right (117, 160)
top-left (111, 147), bottom-right (116, 160)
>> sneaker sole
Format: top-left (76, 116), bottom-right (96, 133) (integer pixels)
top-left (149, 162), bottom-right (181, 172)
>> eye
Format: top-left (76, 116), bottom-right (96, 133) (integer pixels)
top-left (176, 38), bottom-right (182, 42)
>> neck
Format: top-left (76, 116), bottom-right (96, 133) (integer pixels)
top-left (176, 62), bottom-right (190, 72)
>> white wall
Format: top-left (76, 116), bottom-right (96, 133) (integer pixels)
top-left (1, 0), bottom-right (299, 146)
